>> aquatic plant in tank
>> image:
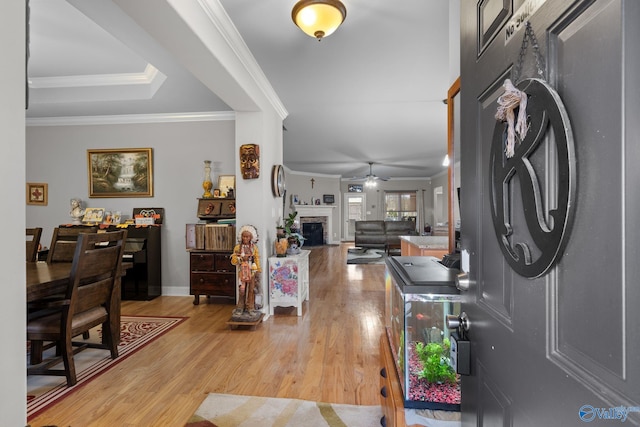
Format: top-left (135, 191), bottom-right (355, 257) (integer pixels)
top-left (414, 338), bottom-right (456, 384)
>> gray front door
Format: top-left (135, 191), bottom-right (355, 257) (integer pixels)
top-left (459, 1), bottom-right (640, 425)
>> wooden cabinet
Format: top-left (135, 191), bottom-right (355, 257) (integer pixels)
top-left (189, 250), bottom-right (235, 305)
top-left (187, 199), bottom-right (236, 305)
top-left (121, 225), bottom-right (162, 300)
top-left (380, 334), bottom-right (406, 427)
top-left (54, 224), bottom-right (162, 300)
top-left (268, 250), bottom-right (310, 316)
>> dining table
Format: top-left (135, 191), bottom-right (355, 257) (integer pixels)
top-left (26, 262), bottom-right (72, 303)
top-left (26, 261), bottom-right (133, 346)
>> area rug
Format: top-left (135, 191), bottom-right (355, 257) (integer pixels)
top-left (346, 247), bottom-right (386, 265)
top-left (27, 315), bottom-right (187, 420)
top-left (185, 393), bottom-right (383, 427)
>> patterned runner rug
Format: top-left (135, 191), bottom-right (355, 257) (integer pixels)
top-left (346, 247), bottom-right (386, 265)
top-left (186, 393), bottom-right (383, 427)
top-left (27, 315), bottom-right (186, 420)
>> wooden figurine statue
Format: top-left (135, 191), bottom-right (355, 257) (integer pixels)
top-left (239, 143), bottom-right (260, 179)
top-left (230, 224), bottom-right (262, 322)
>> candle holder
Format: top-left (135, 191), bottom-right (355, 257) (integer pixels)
top-left (202, 160), bottom-right (213, 198)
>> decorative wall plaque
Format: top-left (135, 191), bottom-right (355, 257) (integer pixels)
top-left (490, 78), bottom-right (576, 278)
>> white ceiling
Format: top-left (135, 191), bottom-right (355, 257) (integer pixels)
top-left (26, 0), bottom-right (453, 180)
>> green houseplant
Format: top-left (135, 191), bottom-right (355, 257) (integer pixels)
top-left (283, 211), bottom-right (304, 254)
top-left (283, 211), bottom-right (298, 235)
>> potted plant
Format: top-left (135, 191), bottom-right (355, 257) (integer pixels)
top-left (283, 211), bottom-right (298, 235)
top-left (283, 211), bottom-right (305, 254)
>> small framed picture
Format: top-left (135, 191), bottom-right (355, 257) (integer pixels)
top-left (82, 208), bottom-right (105, 224)
top-left (26, 182), bottom-right (48, 206)
top-left (103, 211), bottom-right (113, 225)
top-left (323, 194), bottom-right (335, 204)
top-left (112, 211), bottom-right (122, 225)
top-left (348, 184), bottom-right (363, 193)
top-left (218, 175), bottom-right (235, 197)
top-left (292, 194), bottom-right (299, 204)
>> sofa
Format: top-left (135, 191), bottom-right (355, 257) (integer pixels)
top-left (354, 220), bottom-right (418, 251)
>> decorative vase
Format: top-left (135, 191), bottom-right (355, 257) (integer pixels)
top-left (287, 235), bottom-right (301, 255)
top-left (202, 160), bottom-right (213, 198)
top-left (275, 238), bottom-right (288, 257)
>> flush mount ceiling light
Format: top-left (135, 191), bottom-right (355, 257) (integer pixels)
top-left (292, 0), bottom-right (347, 41)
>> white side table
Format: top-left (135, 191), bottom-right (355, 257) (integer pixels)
top-left (268, 250), bottom-right (310, 316)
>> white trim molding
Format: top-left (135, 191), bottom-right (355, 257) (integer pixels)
top-left (26, 110), bottom-right (235, 126)
top-left (29, 64), bottom-right (167, 104)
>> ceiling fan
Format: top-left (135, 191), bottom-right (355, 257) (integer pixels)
top-left (352, 162), bottom-right (389, 187)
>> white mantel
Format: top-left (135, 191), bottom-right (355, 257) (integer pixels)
top-left (294, 205), bottom-right (336, 244)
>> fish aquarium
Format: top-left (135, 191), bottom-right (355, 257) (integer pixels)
top-left (384, 256), bottom-right (461, 411)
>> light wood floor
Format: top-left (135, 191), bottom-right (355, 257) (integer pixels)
top-left (29, 243), bottom-right (386, 427)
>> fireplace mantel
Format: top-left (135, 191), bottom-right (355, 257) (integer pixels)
top-left (294, 205), bottom-right (336, 244)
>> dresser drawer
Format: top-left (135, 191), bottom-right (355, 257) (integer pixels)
top-left (190, 253), bottom-right (215, 271)
top-left (190, 252), bottom-right (235, 272)
top-left (190, 272), bottom-right (235, 297)
top-left (213, 253), bottom-right (234, 272)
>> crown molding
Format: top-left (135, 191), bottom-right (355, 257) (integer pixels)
top-left (26, 111), bottom-right (235, 127)
top-left (29, 64), bottom-right (162, 89)
top-left (197, 0), bottom-right (288, 120)
top-left (29, 64), bottom-right (167, 104)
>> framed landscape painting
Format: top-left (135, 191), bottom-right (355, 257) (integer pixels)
top-left (87, 148), bottom-right (153, 198)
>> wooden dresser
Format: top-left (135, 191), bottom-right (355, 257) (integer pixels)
top-left (186, 198), bottom-right (236, 305)
top-left (188, 250), bottom-right (235, 305)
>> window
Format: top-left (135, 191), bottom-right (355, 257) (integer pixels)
top-left (384, 191), bottom-right (417, 221)
top-left (348, 195), bottom-right (365, 221)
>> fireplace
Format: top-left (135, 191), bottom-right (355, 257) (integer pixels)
top-left (303, 222), bottom-right (323, 246)
top-left (295, 205), bottom-right (336, 244)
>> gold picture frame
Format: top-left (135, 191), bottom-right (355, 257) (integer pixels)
top-left (218, 175), bottom-right (235, 197)
top-left (87, 148), bottom-right (153, 198)
top-left (82, 207), bottom-right (105, 224)
top-left (26, 182), bottom-right (48, 206)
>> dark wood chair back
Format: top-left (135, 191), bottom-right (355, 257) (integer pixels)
top-left (47, 227), bottom-right (97, 263)
top-left (26, 227), bottom-right (43, 262)
top-left (27, 230), bottom-right (127, 386)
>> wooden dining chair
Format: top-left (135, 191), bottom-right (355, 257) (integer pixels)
top-left (27, 230), bottom-right (126, 387)
top-left (39, 227), bottom-right (98, 339)
top-left (26, 227), bottom-right (43, 262)
top-left (46, 226), bottom-right (98, 263)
